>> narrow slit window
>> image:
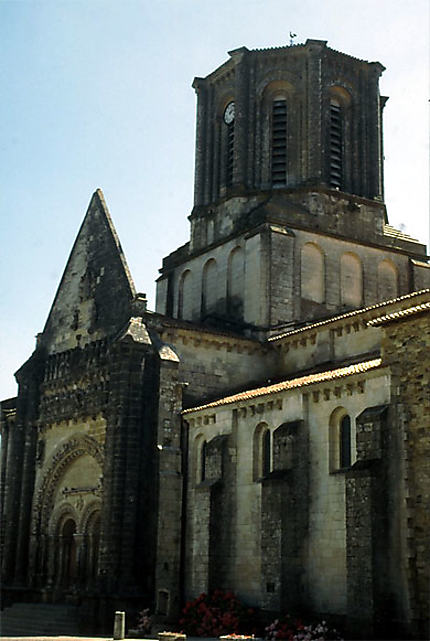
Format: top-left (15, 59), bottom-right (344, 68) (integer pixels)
top-left (329, 100), bottom-right (343, 189)
top-left (271, 99), bottom-right (287, 187)
top-left (262, 430), bottom-right (271, 476)
top-left (340, 415), bottom-right (351, 468)
top-left (201, 440), bottom-right (207, 482)
top-left (226, 122), bottom-right (234, 186)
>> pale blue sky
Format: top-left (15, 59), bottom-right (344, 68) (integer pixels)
top-left (1, 0), bottom-right (429, 398)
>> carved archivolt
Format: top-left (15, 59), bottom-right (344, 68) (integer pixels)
top-left (80, 499), bottom-right (102, 535)
top-left (32, 433), bottom-right (104, 534)
top-left (49, 502), bottom-right (79, 536)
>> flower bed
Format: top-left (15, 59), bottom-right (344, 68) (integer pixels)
top-left (179, 589), bottom-right (259, 637)
top-left (265, 615), bottom-right (343, 641)
top-left (220, 634), bottom-right (261, 640)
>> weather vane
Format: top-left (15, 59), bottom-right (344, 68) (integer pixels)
top-left (289, 32), bottom-right (297, 46)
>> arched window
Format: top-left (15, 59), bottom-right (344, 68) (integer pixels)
top-left (178, 270), bottom-right (192, 320)
top-left (262, 429), bottom-right (272, 477)
top-left (329, 408), bottom-right (354, 472)
top-left (201, 258), bottom-right (218, 316)
top-left (301, 243), bottom-right (325, 303)
top-left (227, 246), bottom-right (245, 320)
top-left (377, 259), bottom-right (399, 302)
top-left (253, 422), bottom-right (271, 480)
top-left (194, 434), bottom-right (207, 485)
top-left (271, 97), bottom-right (287, 187)
top-left (339, 415), bottom-right (352, 468)
top-left (340, 252), bottom-right (363, 308)
top-left (327, 86), bottom-right (352, 192)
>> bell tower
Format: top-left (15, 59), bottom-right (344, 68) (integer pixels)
top-left (192, 40), bottom-right (385, 208)
top-left (156, 40), bottom-right (428, 332)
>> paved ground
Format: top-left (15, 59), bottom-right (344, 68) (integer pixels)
top-left (1, 637), bottom-right (113, 641)
top-left (1, 637), bottom-right (219, 641)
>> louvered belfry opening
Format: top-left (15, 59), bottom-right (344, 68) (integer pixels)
top-left (226, 121), bottom-right (234, 186)
top-left (271, 98), bottom-right (287, 187)
top-left (329, 99), bottom-right (343, 189)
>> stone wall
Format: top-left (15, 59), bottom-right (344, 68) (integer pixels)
top-left (156, 210), bottom-right (427, 331)
top-left (160, 325), bottom-right (275, 406)
top-left (379, 312), bottom-right (430, 639)
top-left (184, 366), bottom-right (391, 616)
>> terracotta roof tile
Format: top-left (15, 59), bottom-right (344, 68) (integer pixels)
top-left (268, 289), bottom-right (430, 342)
top-left (384, 224), bottom-right (419, 243)
top-left (182, 358), bottom-right (382, 415)
top-left (367, 302), bottom-right (430, 326)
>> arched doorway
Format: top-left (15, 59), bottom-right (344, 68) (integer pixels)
top-left (61, 518), bottom-right (77, 587)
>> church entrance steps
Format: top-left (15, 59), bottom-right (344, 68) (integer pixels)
top-left (0, 602), bottom-right (80, 637)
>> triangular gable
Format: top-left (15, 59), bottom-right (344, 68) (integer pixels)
top-left (42, 189), bottom-right (136, 354)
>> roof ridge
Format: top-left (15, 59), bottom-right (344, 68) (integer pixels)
top-left (367, 301), bottom-right (430, 326)
top-left (384, 224), bottom-right (419, 242)
top-left (269, 289), bottom-right (430, 342)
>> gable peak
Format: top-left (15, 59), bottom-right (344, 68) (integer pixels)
top-left (41, 189), bottom-right (137, 354)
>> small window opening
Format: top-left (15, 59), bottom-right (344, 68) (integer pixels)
top-left (262, 430), bottom-right (271, 476)
top-left (201, 440), bottom-right (207, 482)
top-left (271, 99), bottom-right (287, 187)
top-left (329, 100), bottom-right (343, 189)
top-left (340, 415), bottom-right (351, 468)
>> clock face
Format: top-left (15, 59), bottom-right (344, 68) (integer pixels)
top-left (224, 101), bottom-right (235, 125)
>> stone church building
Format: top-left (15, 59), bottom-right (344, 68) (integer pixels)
top-left (1, 40), bottom-right (429, 639)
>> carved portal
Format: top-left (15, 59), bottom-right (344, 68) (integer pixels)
top-left (30, 433), bottom-right (104, 594)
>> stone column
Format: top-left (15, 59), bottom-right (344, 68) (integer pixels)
top-left (305, 42), bottom-right (324, 184)
top-left (203, 84), bottom-right (214, 205)
top-left (46, 533), bottom-right (57, 590)
top-left (98, 318), bottom-right (150, 594)
top-left (74, 533), bottom-right (87, 586)
top-left (261, 476), bottom-right (283, 611)
top-left (367, 63), bottom-right (385, 200)
top-left (14, 417), bottom-right (38, 583)
top-left (28, 532), bottom-right (39, 588)
top-left (192, 78), bottom-right (208, 207)
top-left (0, 414), bottom-right (10, 528)
top-left (232, 48), bottom-right (249, 190)
top-left (55, 536), bottom-right (65, 589)
top-left (1, 410), bottom-right (26, 583)
top-left (345, 405), bottom-right (387, 639)
top-left (153, 355), bottom-right (184, 619)
top-left (4, 355), bottom-right (42, 586)
top-left (191, 487), bottom-right (211, 596)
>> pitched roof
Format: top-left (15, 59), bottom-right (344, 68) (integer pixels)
top-left (268, 289), bottom-right (430, 342)
top-left (367, 301), bottom-right (430, 326)
top-left (182, 358), bottom-right (382, 415)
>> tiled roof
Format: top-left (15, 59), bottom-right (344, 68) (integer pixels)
top-left (182, 358), bottom-right (382, 415)
top-left (384, 225), bottom-right (419, 243)
top-left (268, 289), bottom-right (430, 342)
top-left (253, 42), bottom-right (374, 66)
top-left (367, 302), bottom-right (430, 326)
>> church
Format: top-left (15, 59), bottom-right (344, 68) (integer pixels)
top-left (1, 39), bottom-right (429, 640)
